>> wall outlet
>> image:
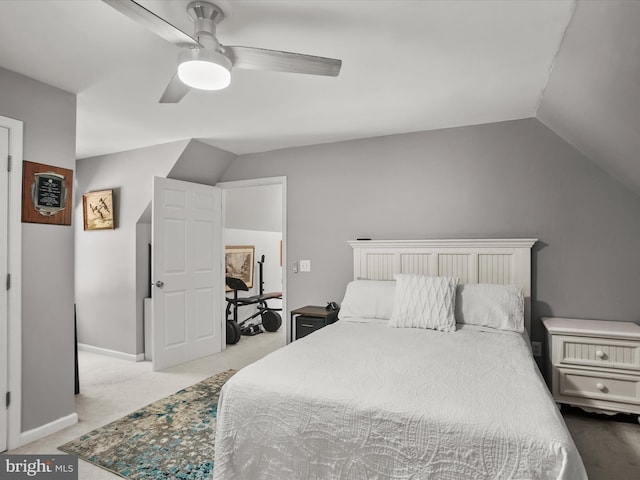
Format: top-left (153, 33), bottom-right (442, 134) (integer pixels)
top-left (531, 341), bottom-right (542, 357)
top-left (300, 259), bottom-right (311, 272)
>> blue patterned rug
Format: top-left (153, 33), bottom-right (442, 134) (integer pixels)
top-left (59, 369), bottom-right (237, 480)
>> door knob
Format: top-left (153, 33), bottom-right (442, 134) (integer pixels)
top-left (154, 280), bottom-right (164, 288)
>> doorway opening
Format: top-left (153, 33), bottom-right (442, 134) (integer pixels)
top-left (219, 177), bottom-right (287, 347)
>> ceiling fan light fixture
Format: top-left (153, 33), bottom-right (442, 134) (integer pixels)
top-left (177, 48), bottom-right (231, 90)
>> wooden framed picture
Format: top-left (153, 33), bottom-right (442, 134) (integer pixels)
top-left (22, 160), bottom-right (73, 226)
top-left (225, 245), bottom-right (255, 291)
top-left (83, 189), bottom-right (115, 230)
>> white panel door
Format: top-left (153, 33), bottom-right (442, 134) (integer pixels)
top-left (152, 177), bottom-right (222, 371)
top-left (0, 127), bottom-right (8, 452)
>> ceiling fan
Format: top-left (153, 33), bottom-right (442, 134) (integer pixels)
top-left (102, 0), bottom-right (342, 103)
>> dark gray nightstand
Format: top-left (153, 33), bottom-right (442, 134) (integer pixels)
top-left (291, 305), bottom-right (339, 340)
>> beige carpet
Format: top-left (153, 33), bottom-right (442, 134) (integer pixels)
top-left (562, 406), bottom-right (640, 480)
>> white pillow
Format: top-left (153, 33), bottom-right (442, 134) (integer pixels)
top-left (389, 274), bottom-right (459, 332)
top-left (455, 283), bottom-right (524, 333)
top-left (338, 280), bottom-right (396, 320)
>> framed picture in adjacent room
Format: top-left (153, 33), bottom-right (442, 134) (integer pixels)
top-left (82, 189), bottom-right (115, 230)
top-left (225, 245), bottom-right (255, 290)
top-left (22, 160), bottom-right (74, 226)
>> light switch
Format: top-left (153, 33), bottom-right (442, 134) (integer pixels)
top-left (300, 260), bottom-right (311, 272)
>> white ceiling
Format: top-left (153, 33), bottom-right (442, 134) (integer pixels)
top-left (0, 0), bottom-right (575, 159)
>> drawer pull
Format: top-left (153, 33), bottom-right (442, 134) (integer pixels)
top-left (596, 382), bottom-right (606, 392)
top-left (595, 350), bottom-right (605, 359)
top-left (301, 324), bottom-right (315, 328)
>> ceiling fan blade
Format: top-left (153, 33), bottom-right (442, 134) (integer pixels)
top-left (224, 46), bottom-right (342, 77)
top-left (159, 73), bottom-right (191, 103)
top-left (102, 0), bottom-right (201, 49)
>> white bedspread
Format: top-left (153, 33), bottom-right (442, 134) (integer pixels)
top-left (214, 320), bottom-right (586, 480)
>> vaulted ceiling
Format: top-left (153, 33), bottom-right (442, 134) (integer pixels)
top-left (0, 1), bottom-right (638, 195)
top-left (537, 1), bottom-right (640, 196)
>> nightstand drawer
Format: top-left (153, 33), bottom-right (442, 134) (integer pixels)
top-left (559, 368), bottom-right (640, 405)
top-left (296, 316), bottom-right (326, 339)
top-left (556, 336), bottom-right (640, 371)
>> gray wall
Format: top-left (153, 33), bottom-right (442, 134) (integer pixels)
top-left (168, 140), bottom-right (236, 186)
top-left (538, 0), bottom-right (640, 196)
top-left (221, 118), bottom-right (640, 342)
top-left (0, 67), bottom-right (76, 432)
top-left (75, 140), bottom-right (188, 356)
top-left (225, 184), bottom-right (283, 232)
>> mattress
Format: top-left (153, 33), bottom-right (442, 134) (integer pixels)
top-left (213, 319), bottom-right (587, 480)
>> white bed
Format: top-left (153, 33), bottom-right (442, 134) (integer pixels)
top-left (213, 239), bottom-right (587, 480)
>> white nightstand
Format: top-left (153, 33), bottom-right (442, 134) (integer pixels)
top-left (543, 317), bottom-right (640, 422)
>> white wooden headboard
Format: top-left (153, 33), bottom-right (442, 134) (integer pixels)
top-left (348, 239), bottom-right (537, 334)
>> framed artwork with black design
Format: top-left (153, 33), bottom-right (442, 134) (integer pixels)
top-left (82, 189), bottom-right (115, 230)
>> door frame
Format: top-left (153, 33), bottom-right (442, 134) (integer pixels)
top-left (1, 115), bottom-right (23, 450)
top-left (217, 176), bottom-right (288, 345)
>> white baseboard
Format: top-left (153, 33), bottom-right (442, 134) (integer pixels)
top-left (78, 343), bottom-right (145, 362)
top-left (20, 412), bottom-right (78, 446)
